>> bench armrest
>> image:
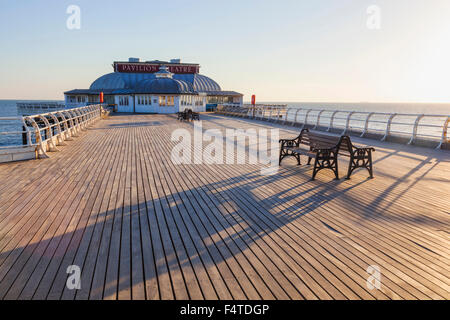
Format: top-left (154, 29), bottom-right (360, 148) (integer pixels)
top-left (279, 135), bottom-right (302, 147)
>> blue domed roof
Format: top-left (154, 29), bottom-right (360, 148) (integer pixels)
top-left (89, 73), bottom-right (128, 90)
top-left (134, 78), bottom-right (195, 94)
top-left (89, 72), bottom-right (220, 93)
top-left (174, 74), bottom-right (221, 92)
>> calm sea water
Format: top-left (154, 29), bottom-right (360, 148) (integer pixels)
top-left (0, 100), bottom-right (449, 146)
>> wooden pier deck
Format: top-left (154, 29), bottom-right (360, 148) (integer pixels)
top-left (0, 113), bottom-right (448, 300)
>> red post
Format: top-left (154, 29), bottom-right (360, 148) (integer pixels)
top-left (100, 92), bottom-right (104, 103)
top-left (251, 94), bottom-right (256, 105)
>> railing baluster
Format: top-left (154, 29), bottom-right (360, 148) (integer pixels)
top-left (436, 116), bottom-right (450, 149)
top-left (342, 111), bottom-right (355, 135)
top-left (382, 113), bottom-right (397, 141)
top-left (361, 112), bottom-right (374, 137)
top-left (408, 114), bottom-right (425, 145)
top-left (327, 111), bottom-right (338, 132)
top-left (303, 109), bottom-right (312, 129)
top-left (314, 110), bottom-right (325, 129)
top-left (283, 108), bottom-right (292, 125)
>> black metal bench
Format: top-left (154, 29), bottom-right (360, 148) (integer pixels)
top-left (191, 112), bottom-right (200, 121)
top-left (177, 109), bottom-right (200, 121)
top-left (177, 111), bottom-right (187, 121)
top-left (279, 129), bottom-right (375, 180)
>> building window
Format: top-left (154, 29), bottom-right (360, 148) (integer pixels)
top-left (159, 96), bottom-right (166, 106)
top-left (68, 96), bottom-right (76, 103)
top-left (77, 96), bottom-right (86, 103)
top-left (119, 96), bottom-right (129, 106)
top-left (194, 96), bottom-right (202, 106)
top-left (167, 96), bottom-right (174, 106)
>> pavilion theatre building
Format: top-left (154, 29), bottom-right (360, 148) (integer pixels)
top-left (64, 58), bottom-right (243, 113)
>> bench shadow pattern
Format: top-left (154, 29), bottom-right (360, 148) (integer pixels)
top-left (0, 161), bottom-right (447, 300)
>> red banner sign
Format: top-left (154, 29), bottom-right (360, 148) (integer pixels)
top-left (115, 63), bottom-right (199, 74)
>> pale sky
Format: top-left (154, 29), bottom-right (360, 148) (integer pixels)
top-left (0, 0), bottom-right (450, 102)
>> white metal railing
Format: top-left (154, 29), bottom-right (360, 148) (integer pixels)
top-left (216, 105), bottom-right (450, 149)
top-left (16, 101), bottom-right (66, 111)
top-left (0, 104), bottom-right (108, 160)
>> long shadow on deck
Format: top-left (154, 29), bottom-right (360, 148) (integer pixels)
top-left (0, 155), bottom-right (447, 300)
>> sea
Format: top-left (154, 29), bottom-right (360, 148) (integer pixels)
top-left (0, 100), bottom-right (449, 146)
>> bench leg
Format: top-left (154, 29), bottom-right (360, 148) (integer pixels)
top-left (368, 150), bottom-right (374, 178)
top-left (296, 153), bottom-right (301, 165)
top-left (307, 146), bottom-right (313, 165)
top-left (312, 158), bottom-right (319, 180)
top-left (311, 151), bottom-right (339, 180)
top-left (279, 149), bottom-right (301, 165)
top-left (334, 155), bottom-right (339, 180)
top-left (347, 149), bottom-right (374, 179)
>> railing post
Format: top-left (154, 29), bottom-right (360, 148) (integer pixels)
top-left (408, 114), bottom-right (424, 145)
top-left (85, 106), bottom-right (94, 125)
top-left (80, 107), bottom-right (89, 127)
top-left (275, 108), bottom-right (281, 123)
top-left (72, 109), bottom-right (84, 131)
top-left (302, 109), bottom-right (312, 129)
top-left (293, 108), bottom-right (301, 126)
top-left (436, 116), bottom-right (450, 149)
top-left (342, 111), bottom-right (355, 135)
top-left (327, 111), bottom-right (338, 132)
top-left (57, 111), bottom-right (73, 141)
top-left (69, 110), bottom-right (81, 134)
top-left (361, 112), bottom-right (374, 137)
top-left (283, 108), bottom-right (292, 125)
top-left (40, 115), bottom-right (59, 151)
top-left (66, 110), bottom-right (79, 137)
top-left (48, 113), bottom-right (67, 146)
top-left (314, 110), bottom-right (325, 129)
top-left (24, 116), bottom-right (48, 158)
top-left (267, 108), bottom-right (272, 122)
top-left (382, 113), bottom-right (397, 141)
top-left (77, 108), bottom-right (87, 129)
top-left (21, 118), bottom-right (32, 146)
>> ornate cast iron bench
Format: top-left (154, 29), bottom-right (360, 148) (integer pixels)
top-left (279, 129), bottom-right (375, 180)
top-left (177, 110), bottom-right (200, 121)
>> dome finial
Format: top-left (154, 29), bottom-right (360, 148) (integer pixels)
top-left (155, 65), bottom-right (173, 78)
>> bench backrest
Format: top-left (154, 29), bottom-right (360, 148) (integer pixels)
top-left (300, 129), bottom-right (353, 154)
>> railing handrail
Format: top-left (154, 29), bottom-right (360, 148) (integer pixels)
top-left (216, 105), bottom-right (450, 149)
